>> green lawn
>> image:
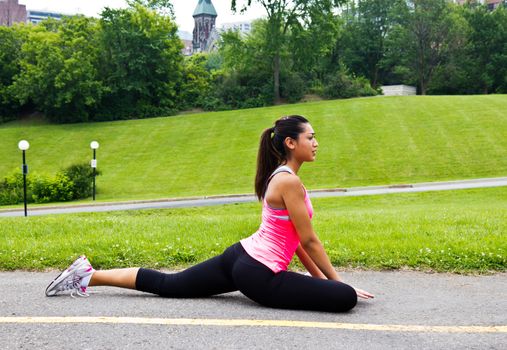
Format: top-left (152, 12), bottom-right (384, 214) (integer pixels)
top-left (1, 187), bottom-right (505, 273)
top-left (1, 95), bottom-right (506, 203)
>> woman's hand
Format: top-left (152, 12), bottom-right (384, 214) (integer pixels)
top-left (353, 287), bottom-right (375, 299)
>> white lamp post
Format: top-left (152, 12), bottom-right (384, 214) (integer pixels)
top-left (18, 140), bottom-right (30, 217)
top-left (90, 141), bottom-right (99, 200)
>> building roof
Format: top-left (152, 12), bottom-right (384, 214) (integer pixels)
top-left (193, 0), bottom-right (217, 17)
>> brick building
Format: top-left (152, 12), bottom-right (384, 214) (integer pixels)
top-left (0, 0), bottom-right (26, 26)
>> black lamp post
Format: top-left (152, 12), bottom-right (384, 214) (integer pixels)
top-left (18, 140), bottom-right (29, 217)
top-left (90, 141), bottom-right (99, 200)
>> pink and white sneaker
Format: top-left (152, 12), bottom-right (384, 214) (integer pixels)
top-left (45, 256), bottom-right (95, 297)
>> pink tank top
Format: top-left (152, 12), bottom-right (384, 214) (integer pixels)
top-left (240, 166), bottom-right (314, 273)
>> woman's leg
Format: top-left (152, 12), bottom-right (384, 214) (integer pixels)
top-left (232, 249), bottom-right (357, 312)
top-left (46, 244), bottom-right (241, 297)
top-left (89, 268), bottom-right (139, 289)
top-left (135, 243), bottom-right (241, 298)
top-left (263, 271), bottom-right (357, 312)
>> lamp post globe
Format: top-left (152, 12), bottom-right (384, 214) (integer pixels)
top-left (90, 141), bottom-right (99, 150)
top-left (18, 140), bottom-right (30, 151)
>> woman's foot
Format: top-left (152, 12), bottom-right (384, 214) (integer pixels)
top-left (45, 256), bottom-right (95, 297)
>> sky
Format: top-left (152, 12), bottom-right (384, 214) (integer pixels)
top-left (20, 1), bottom-right (266, 33)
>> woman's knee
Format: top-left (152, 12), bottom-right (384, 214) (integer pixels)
top-left (337, 283), bottom-right (357, 312)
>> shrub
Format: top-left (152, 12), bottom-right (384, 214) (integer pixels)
top-left (31, 173), bottom-right (74, 203)
top-left (0, 163), bottom-right (99, 205)
top-left (0, 91), bottom-right (19, 124)
top-left (281, 72), bottom-right (306, 103)
top-left (0, 170), bottom-right (30, 205)
top-left (307, 79), bottom-right (325, 96)
top-left (209, 70), bottom-right (272, 110)
top-left (322, 70), bottom-right (378, 99)
top-left (63, 163), bottom-right (98, 200)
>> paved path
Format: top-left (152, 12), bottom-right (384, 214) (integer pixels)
top-left (0, 271), bottom-right (505, 349)
top-left (1, 177), bottom-right (506, 217)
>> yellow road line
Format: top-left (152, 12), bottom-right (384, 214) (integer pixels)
top-left (0, 317), bottom-right (505, 334)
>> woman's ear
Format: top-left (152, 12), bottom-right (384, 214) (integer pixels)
top-left (284, 137), bottom-right (296, 150)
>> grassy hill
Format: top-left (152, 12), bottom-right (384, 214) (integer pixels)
top-left (1, 95), bottom-right (506, 202)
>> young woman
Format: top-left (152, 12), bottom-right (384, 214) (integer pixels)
top-left (45, 115), bottom-right (374, 312)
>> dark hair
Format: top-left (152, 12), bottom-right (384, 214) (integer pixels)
top-left (255, 115), bottom-right (309, 200)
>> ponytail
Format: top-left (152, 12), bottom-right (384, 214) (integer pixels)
top-left (254, 115), bottom-right (309, 200)
top-left (255, 127), bottom-right (282, 200)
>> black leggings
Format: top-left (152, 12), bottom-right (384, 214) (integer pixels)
top-left (136, 243), bottom-right (357, 312)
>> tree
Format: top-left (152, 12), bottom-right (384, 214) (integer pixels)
top-left (11, 16), bottom-right (106, 122)
top-left (461, 5), bottom-right (507, 93)
top-left (491, 6), bottom-right (507, 93)
top-left (402, 0), bottom-right (465, 95)
top-left (0, 25), bottom-right (23, 121)
top-left (3, 2), bottom-right (186, 123)
top-left (339, 0), bottom-right (408, 87)
top-left (424, 4), bottom-right (473, 95)
top-left (180, 53), bottom-right (213, 109)
top-left (98, 3), bottom-right (183, 119)
top-left (287, 2), bottom-right (342, 85)
top-left (214, 21), bottom-right (273, 109)
top-left (231, 0), bottom-right (344, 102)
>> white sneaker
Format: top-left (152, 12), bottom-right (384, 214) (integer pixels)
top-left (45, 256), bottom-right (95, 297)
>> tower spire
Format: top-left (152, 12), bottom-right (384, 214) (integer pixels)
top-left (192, 0), bottom-right (218, 53)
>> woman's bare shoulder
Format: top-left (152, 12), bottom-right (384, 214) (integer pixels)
top-left (265, 173), bottom-right (303, 207)
top-left (271, 172), bottom-right (303, 193)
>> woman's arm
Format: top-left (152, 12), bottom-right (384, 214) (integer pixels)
top-left (273, 175), bottom-right (374, 299)
top-left (281, 176), bottom-right (342, 281)
top-left (295, 243), bottom-right (326, 279)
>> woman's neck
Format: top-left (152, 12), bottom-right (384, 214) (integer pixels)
top-left (283, 159), bottom-right (302, 174)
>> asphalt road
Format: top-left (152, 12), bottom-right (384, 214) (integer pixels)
top-left (1, 176), bottom-right (506, 217)
top-left (0, 270), bottom-right (505, 349)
